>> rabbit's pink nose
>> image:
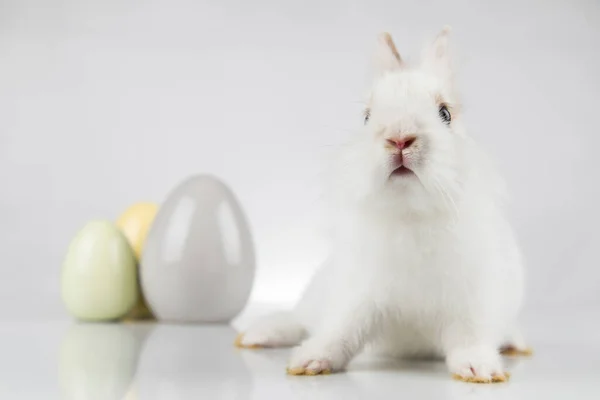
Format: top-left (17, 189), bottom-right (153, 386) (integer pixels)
top-left (387, 136), bottom-right (416, 150)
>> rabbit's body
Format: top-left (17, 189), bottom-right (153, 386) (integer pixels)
top-left (292, 188), bottom-right (525, 360)
top-left (237, 27), bottom-right (528, 383)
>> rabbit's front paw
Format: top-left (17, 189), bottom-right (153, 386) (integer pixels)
top-left (447, 345), bottom-right (509, 383)
top-left (286, 339), bottom-right (346, 376)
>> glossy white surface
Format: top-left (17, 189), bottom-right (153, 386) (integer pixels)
top-left (1, 306), bottom-right (598, 399)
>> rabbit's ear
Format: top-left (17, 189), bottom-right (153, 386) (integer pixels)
top-left (373, 32), bottom-right (404, 77)
top-left (421, 25), bottom-right (454, 79)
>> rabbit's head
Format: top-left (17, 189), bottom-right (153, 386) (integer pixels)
top-left (333, 27), bottom-right (502, 216)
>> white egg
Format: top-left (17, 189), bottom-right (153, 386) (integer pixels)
top-left (141, 174), bottom-right (255, 322)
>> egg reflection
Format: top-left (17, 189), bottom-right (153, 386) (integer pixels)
top-left (141, 174), bottom-right (255, 323)
top-left (58, 323), bottom-right (153, 400)
top-left (136, 324), bottom-right (253, 399)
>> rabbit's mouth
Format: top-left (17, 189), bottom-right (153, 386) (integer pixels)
top-left (391, 165), bottom-right (414, 177)
top-left (388, 152), bottom-right (416, 180)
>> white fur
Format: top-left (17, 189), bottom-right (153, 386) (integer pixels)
top-left (240, 27), bottom-right (526, 381)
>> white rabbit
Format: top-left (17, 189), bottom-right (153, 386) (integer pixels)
top-left (235, 26), bottom-right (530, 383)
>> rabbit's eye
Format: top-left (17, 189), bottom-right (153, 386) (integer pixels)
top-left (439, 105), bottom-right (451, 124)
top-left (364, 109), bottom-right (371, 124)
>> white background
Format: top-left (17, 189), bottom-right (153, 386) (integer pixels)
top-left (1, 0), bottom-right (599, 320)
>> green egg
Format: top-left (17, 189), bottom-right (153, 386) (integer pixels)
top-left (61, 220), bottom-right (139, 321)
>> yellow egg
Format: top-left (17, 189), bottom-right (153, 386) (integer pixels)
top-left (61, 220), bottom-right (139, 321)
top-left (116, 202), bottom-right (158, 260)
top-left (116, 202), bottom-right (159, 320)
